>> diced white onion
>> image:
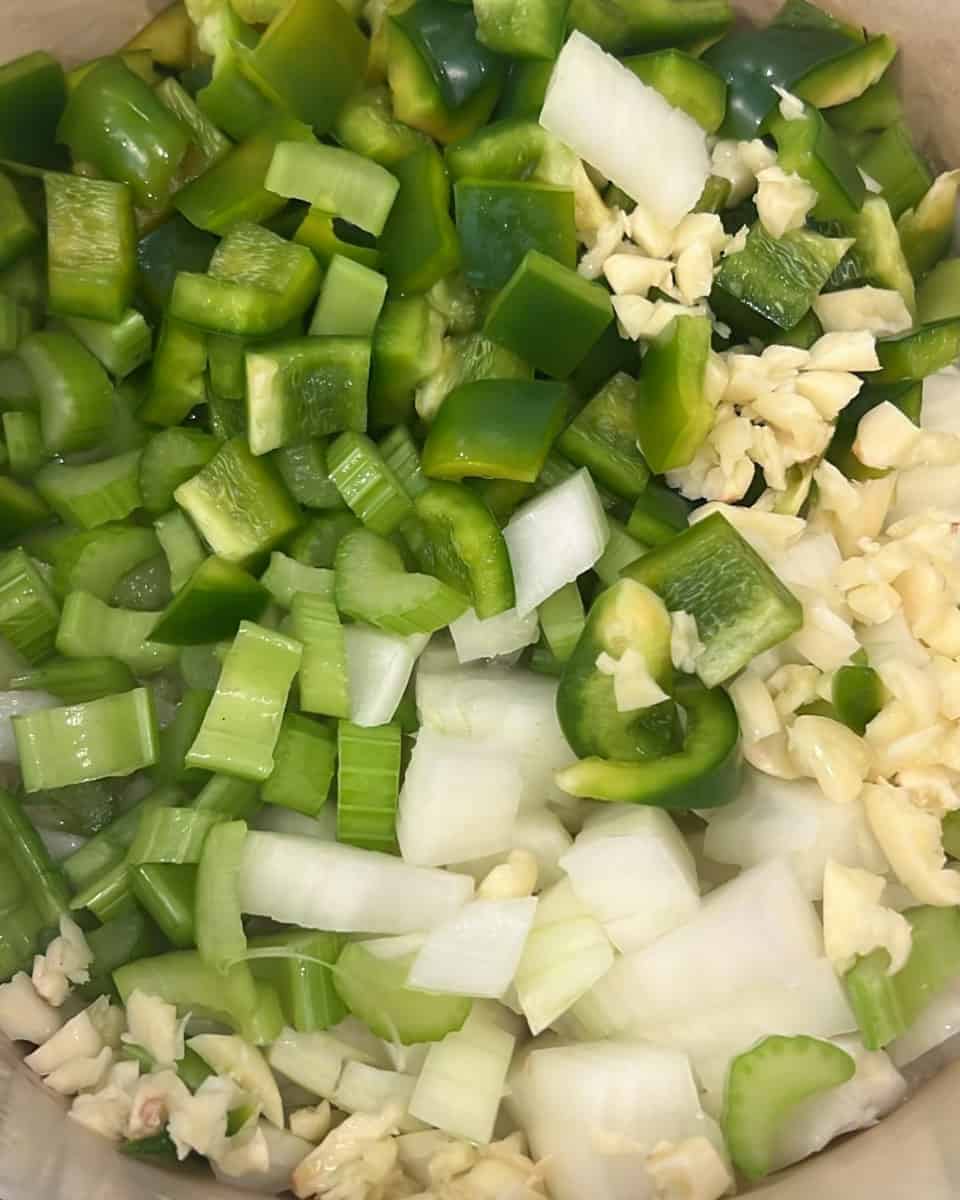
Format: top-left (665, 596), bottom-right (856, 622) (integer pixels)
top-left (560, 808), bottom-right (700, 953)
top-left (397, 729), bottom-right (525, 866)
top-left (701, 770), bottom-right (885, 899)
top-left (504, 470), bottom-right (610, 616)
top-left (409, 1007), bottom-right (515, 1144)
top-left (407, 897), bottom-right (538, 998)
top-left (267, 1028), bottom-right (374, 1099)
top-left (332, 1062), bottom-right (421, 1132)
top-left (449, 606), bottom-right (539, 663)
top-left (239, 832), bottom-right (474, 933)
top-left (540, 32), bottom-right (709, 227)
top-left (344, 626), bottom-right (429, 727)
top-left (514, 880), bottom-right (614, 1035)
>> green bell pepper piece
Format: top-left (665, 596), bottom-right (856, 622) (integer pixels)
top-left (624, 512), bottom-right (802, 687)
top-left (369, 296), bottom-right (445, 429)
top-left (410, 480), bottom-right (515, 618)
top-left (294, 210), bottom-right (380, 271)
top-left (832, 664), bottom-right (884, 735)
top-left (150, 556), bottom-right (269, 645)
top-left (137, 215), bottom-right (217, 313)
top-left (171, 222), bottom-right (321, 337)
top-left (836, 195), bottom-right (916, 316)
top-left (795, 34), bottom-right (897, 110)
top-left (568, 0), bottom-right (732, 55)
top-left (379, 144), bottom-right (461, 294)
top-left (703, 27), bottom-right (859, 140)
top-left (474, 0), bottom-right (568, 61)
top-left (918, 259), bottom-right (960, 326)
top-left (415, 330), bottom-right (533, 424)
top-left (44, 173), bottom-right (136, 325)
top-left (856, 122), bottom-right (933, 221)
top-left (123, 2), bottom-right (198, 70)
top-left (140, 430), bottom-right (219, 520)
top-left (251, 0), bottom-right (368, 134)
top-left (246, 336), bottom-right (371, 455)
top-left (175, 436), bottom-right (302, 565)
top-left (389, 0), bottom-right (505, 144)
top-left (155, 76), bottom-right (231, 183)
top-left (827, 73), bottom-right (902, 135)
top-left (556, 576), bottom-right (677, 761)
top-left (712, 223), bottom-right (852, 335)
top-left (421, 378), bottom-right (569, 481)
top-left (444, 117), bottom-right (567, 185)
top-left (768, 102), bottom-right (865, 223)
top-left (0, 478), bottom-right (49, 543)
top-left (266, 142), bottom-right (399, 239)
top-left (142, 318), bottom-right (207, 426)
top-left (636, 314), bottom-right (713, 476)
top-left (484, 250), bottom-right (613, 378)
top-left (57, 58), bottom-right (191, 209)
top-left (874, 320), bottom-right (960, 384)
top-left (0, 173), bottom-right (39, 270)
top-left (174, 115), bottom-right (315, 235)
top-left (455, 180), bottom-right (575, 290)
top-left (0, 52), bottom-right (67, 169)
top-left (570, 320), bottom-right (638, 401)
top-left (556, 676), bottom-right (741, 809)
top-left (494, 60), bottom-right (554, 120)
top-left (557, 372), bottom-right (649, 500)
top-left (624, 49), bottom-right (727, 133)
top-left (196, 53), bottom-right (280, 145)
top-left (627, 480), bottom-right (690, 546)
top-left (898, 173), bottom-right (960, 280)
top-left (771, 0), bottom-right (862, 37)
top-left (286, 511), bottom-right (361, 567)
top-left (333, 86), bottom-right (426, 167)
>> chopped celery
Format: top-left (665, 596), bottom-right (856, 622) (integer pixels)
top-left (260, 552), bottom-right (335, 609)
top-left (262, 714), bottom-right (337, 816)
top-left (196, 819), bottom-right (248, 973)
top-left (57, 591), bottom-right (177, 675)
top-left (186, 621), bottom-right (302, 781)
top-left (13, 688), bottom-right (158, 793)
top-left (327, 431), bottom-right (414, 535)
top-left (292, 593), bottom-right (350, 719)
top-left (334, 939), bottom-right (471, 1044)
top-left (0, 547), bottom-right (60, 664)
top-left (337, 720), bottom-right (402, 853)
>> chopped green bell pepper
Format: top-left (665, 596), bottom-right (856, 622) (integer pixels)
top-left (388, 0), bottom-right (505, 144)
top-left (624, 49), bottom-right (727, 132)
top-left (18, 329), bottom-right (114, 455)
top-left (494, 60), bottom-right (554, 120)
top-left (827, 73), bottom-right (902, 135)
top-left (58, 58), bottom-right (191, 209)
top-left (557, 372), bottom-right (650, 500)
top-left (856, 121), bottom-right (933, 220)
top-left (636, 315), bottom-right (712, 474)
top-left (918, 259), bottom-right (960, 326)
top-left (557, 676), bottom-right (740, 809)
top-left (898, 173), bottom-right (960, 279)
top-left (768, 102), bottom-right (865, 223)
top-left (455, 180), bottom-right (576, 290)
top-left (556, 576), bottom-right (677, 761)
top-left (568, 0), bottom-right (733, 55)
top-left (379, 144), bottom-right (461, 294)
top-left (712, 223), bottom-right (851, 335)
top-left (421, 378), bottom-right (569, 482)
top-left (44, 173), bottom-right (136, 325)
top-left (415, 330), bottom-right (533, 424)
top-left (626, 480), bottom-right (690, 546)
top-left (624, 512), bottom-right (803, 687)
top-left (410, 480), bottom-right (515, 618)
top-left (369, 296), bottom-right (445, 429)
top-left (0, 52), bottom-right (67, 169)
top-left (0, 174), bottom-right (39, 271)
top-left (251, 0), bottom-right (368, 134)
top-left (874, 320), bottom-right (960, 383)
top-left (484, 250), bottom-right (613, 378)
top-left (174, 115), bottom-right (315, 235)
top-left (150, 556), bottom-right (268, 645)
top-left (474, 0), bottom-right (568, 61)
top-left (246, 337), bottom-right (370, 455)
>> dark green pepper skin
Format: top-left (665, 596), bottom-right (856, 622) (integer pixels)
top-left (556, 677), bottom-right (742, 810)
top-left (557, 577), bottom-right (678, 762)
top-left (703, 27), bottom-right (856, 140)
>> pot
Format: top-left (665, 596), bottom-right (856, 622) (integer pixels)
top-left (2, 1), bottom-right (960, 1196)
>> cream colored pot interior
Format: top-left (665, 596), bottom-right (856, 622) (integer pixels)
top-left (3, 1), bottom-right (960, 1197)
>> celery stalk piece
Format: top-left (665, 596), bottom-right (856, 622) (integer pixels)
top-left (186, 621), bottom-right (302, 781)
top-left (262, 714), bottom-right (336, 817)
top-left (56, 591), bottom-right (178, 676)
top-left (0, 547), bottom-right (60, 664)
top-left (260, 552), bottom-right (335, 609)
top-left (337, 720), bottom-right (402, 853)
top-left (197, 819), bottom-right (249, 973)
top-left (292, 593), bottom-right (350, 720)
top-left (266, 142), bottom-right (400, 237)
top-left (13, 688), bottom-right (158, 792)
